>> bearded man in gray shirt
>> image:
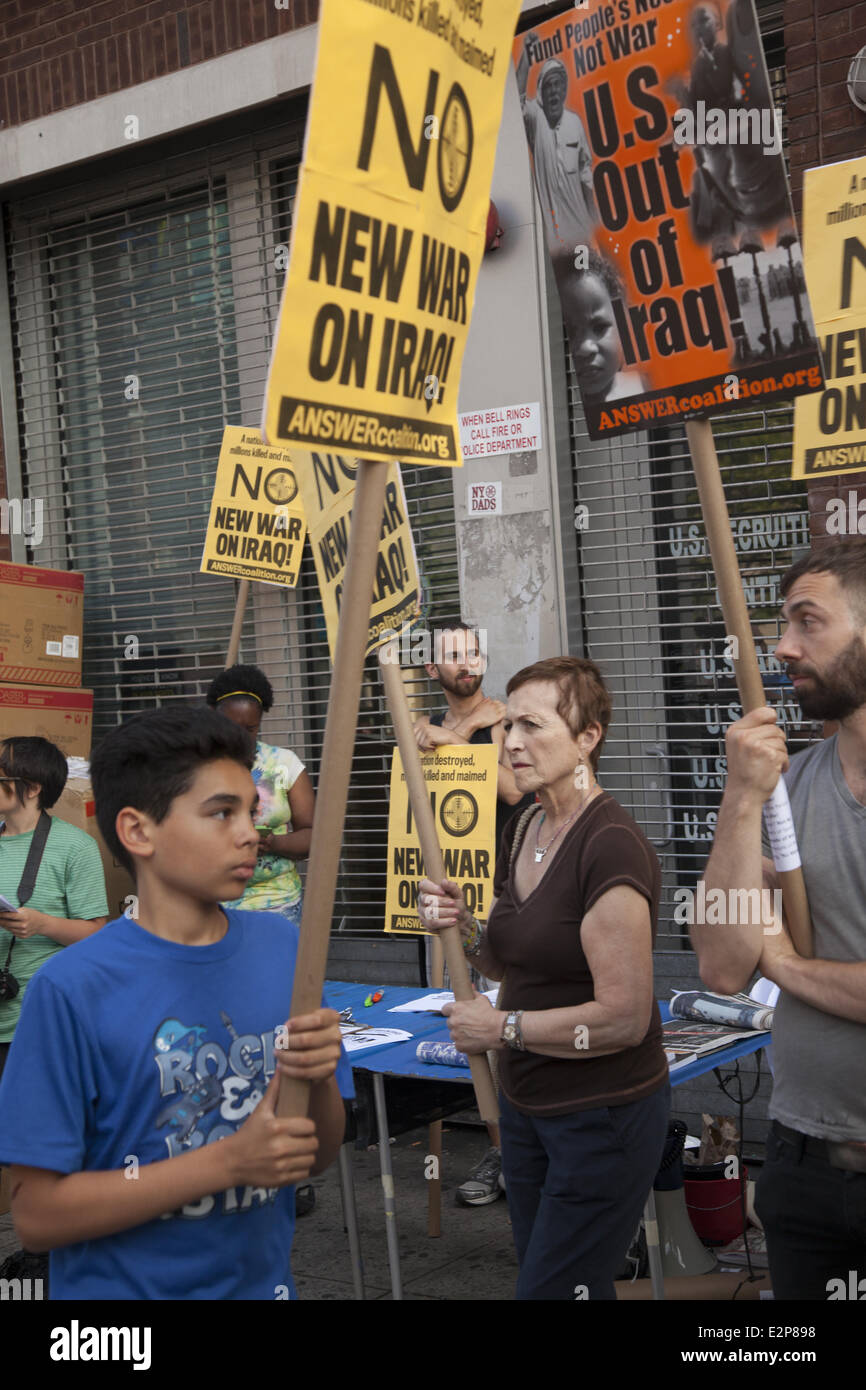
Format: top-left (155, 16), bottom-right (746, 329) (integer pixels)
top-left (691, 538), bottom-right (866, 1301)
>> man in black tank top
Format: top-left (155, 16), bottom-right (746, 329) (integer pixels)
top-left (413, 620), bottom-right (534, 1208)
top-left (414, 621), bottom-right (535, 846)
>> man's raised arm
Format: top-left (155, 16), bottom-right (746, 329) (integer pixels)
top-left (690, 707), bottom-right (789, 995)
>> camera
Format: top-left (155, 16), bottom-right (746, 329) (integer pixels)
top-left (0, 965), bottom-right (19, 1002)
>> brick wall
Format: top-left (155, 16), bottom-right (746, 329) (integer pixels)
top-left (0, 0), bottom-right (318, 128)
top-left (784, 0), bottom-right (866, 210)
top-left (785, 0), bottom-right (866, 538)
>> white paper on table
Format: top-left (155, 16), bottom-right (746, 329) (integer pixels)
top-left (388, 988), bottom-right (499, 1014)
top-left (387, 991), bottom-right (454, 1013)
top-left (339, 1025), bottom-right (413, 1053)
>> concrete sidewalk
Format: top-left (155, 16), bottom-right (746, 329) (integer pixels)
top-left (294, 1123), bottom-right (516, 1300)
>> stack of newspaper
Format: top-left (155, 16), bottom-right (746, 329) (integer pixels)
top-left (664, 991), bottom-right (773, 1071)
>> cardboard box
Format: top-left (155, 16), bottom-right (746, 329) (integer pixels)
top-left (53, 778), bottom-right (136, 921)
top-left (0, 561), bottom-right (84, 687)
top-left (0, 683), bottom-right (93, 758)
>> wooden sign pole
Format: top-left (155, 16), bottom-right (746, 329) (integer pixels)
top-left (378, 650), bottom-right (501, 1150)
top-left (427, 886), bottom-right (444, 1239)
top-left (276, 460), bottom-right (390, 1118)
top-left (686, 418), bottom-right (813, 958)
top-left (225, 580), bottom-right (250, 667)
top-left (430, 926), bottom-right (445, 988)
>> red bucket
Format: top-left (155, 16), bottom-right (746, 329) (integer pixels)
top-left (683, 1162), bottom-right (748, 1245)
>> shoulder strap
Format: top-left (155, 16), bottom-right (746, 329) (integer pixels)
top-left (0, 809), bottom-right (52, 967)
top-left (16, 810), bottom-right (52, 906)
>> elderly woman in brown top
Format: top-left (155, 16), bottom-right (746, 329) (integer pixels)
top-left (418, 656), bottom-right (669, 1300)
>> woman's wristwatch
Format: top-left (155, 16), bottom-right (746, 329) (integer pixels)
top-left (501, 1010), bottom-right (526, 1051)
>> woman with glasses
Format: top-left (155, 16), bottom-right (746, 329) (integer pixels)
top-left (0, 736), bottom-right (108, 1291)
top-left (0, 737), bottom-right (109, 1081)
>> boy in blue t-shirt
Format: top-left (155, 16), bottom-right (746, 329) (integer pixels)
top-left (0, 706), bottom-right (353, 1300)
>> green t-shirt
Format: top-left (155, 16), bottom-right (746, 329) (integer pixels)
top-left (0, 816), bottom-right (108, 1043)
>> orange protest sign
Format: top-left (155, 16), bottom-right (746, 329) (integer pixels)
top-left (513, 0), bottom-right (824, 439)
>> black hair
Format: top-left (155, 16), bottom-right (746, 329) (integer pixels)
top-left (205, 664), bottom-right (274, 713)
top-left (551, 248), bottom-right (628, 313)
top-left (0, 736), bottom-right (68, 810)
top-left (780, 539), bottom-right (866, 623)
top-left (89, 706), bottom-right (255, 877)
top-left (574, 251), bottom-right (626, 302)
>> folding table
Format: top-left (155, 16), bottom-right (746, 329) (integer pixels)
top-left (324, 983), bottom-right (770, 1302)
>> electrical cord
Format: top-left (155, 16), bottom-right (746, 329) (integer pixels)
top-left (713, 1051), bottom-right (765, 1292)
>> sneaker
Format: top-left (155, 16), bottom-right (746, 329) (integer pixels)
top-left (456, 1146), bottom-right (503, 1206)
top-left (295, 1184), bottom-right (316, 1218)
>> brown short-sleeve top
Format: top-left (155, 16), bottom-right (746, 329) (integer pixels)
top-left (488, 794), bottom-right (667, 1116)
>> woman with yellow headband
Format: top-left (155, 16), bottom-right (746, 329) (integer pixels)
top-left (205, 664), bottom-right (314, 928)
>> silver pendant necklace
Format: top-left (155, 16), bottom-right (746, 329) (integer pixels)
top-left (533, 788), bottom-right (601, 862)
top-left (534, 805), bottom-right (578, 862)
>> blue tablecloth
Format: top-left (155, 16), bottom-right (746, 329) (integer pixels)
top-left (324, 983), bottom-right (769, 1089)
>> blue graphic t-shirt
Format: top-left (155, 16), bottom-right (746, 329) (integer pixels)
top-left (0, 908), bottom-right (354, 1301)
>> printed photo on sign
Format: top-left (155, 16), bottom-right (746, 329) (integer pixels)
top-left (513, 0), bottom-right (824, 440)
top-left (793, 154), bottom-right (866, 482)
top-left (200, 427), bottom-right (307, 587)
top-left (293, 450), bottom-right (421, 662)
top-left (262, 0), bottom-right (523, 466)
top-left (384, 744), bottom-right (498, 935)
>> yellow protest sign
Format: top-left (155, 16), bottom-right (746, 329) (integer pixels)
top-left (794, 156), bottom-right (866, 481)
top-left (201, 427), bottom-right (307, 586)
top-left (261, 0), bottom-right (522, 466)
top-left (384, 743), bottom-right (498, 935)
top-left (294, 450), bottom-right (420, 661)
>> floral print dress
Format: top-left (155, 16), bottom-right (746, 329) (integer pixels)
top-left (232, 740), bottom-right (305, 924)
